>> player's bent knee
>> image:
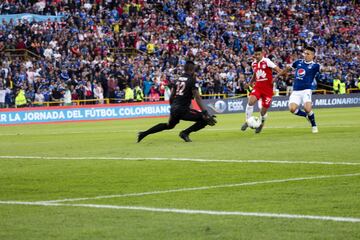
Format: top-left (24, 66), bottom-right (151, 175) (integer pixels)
top-left (304, 108), bottom-right (311, 113)
top-left (248, 96), bottom-right (257, 106)
top-left (288, 104), bottom-right (297, 113)
top-left (248, 100), bottom-right (256, 106)
top-left (303, 104), bottom-right (312, 113)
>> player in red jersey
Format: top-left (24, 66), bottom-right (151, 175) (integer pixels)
top-left (241, 47), bottom-right (283, 133)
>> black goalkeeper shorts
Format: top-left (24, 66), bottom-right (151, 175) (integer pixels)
top-left (168, 107), bottom-right (204, 127)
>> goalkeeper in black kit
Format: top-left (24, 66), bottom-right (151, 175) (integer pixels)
top-left (137, 61), bottom-right (217, 143)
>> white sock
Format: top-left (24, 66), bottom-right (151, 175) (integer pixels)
top-left (246, 104), bottom-right (254, 120)
top-left (260, 113), bottom-right (268, 122)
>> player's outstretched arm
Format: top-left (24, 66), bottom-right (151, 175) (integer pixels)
top-left (193, 88), bottom-right (207, 112)
top-left (274, 66), bottom-right (288, 79)
top-left (274, 66), bottom-right (283, 74)
top-left (245, 73), bottom-right (256, 90)
top-left (279, 66), bottom-right (292, 76)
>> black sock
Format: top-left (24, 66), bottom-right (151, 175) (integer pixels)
top-left (144, 123), bottom-right (169, 135)
top-left (294, 108), bottom-right (307, 117)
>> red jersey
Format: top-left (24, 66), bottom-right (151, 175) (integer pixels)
top-left (252, 57), bottom-right (277, 88)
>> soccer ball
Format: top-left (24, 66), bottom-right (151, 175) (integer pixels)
top-left (247, 116), bottom-right (261, 129)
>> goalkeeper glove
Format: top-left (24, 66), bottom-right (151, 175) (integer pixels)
top-left (202, 110), bottom-right (217, 126)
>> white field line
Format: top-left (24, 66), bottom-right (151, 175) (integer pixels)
top-left (38, 173), bottom-right (360, 204)
top-left (0, 200), bottom-right (359, 223)
top-left (0, 124), bottom-right (355, 136)
top-left (1, 155), bottom-right (359, 166)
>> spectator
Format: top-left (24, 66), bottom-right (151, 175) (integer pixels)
top-left (113, 86), bottom-right (124, 103)
top-left (134, 84), bottom-right (144, 102)
top-left (94, 81), bottom-right (104, 104)
top-left (149, 85), bottom-right (160, 102)
top-left (70, 85), bottom-right (79, 102)
top-left (15, 88), bottom-right (27, 108)
top-left (4, 87), bottom-right (13, 108)
top-left (34, 88), bottom-right (45, 106)
top-left (84, 80), bottom-right (93, 103)
top-left (124, 84), bottom-right (134, 102)
top-left (143, 76), bottom-right (153, 100)
top-left (63, 86), bottom-right (72, 106)
top-left (0, 85), bottom-right (5, 108)
top-left (164, 84), bottom-right (171, 101)
top-left (43, 44), bottom-right (53, 60)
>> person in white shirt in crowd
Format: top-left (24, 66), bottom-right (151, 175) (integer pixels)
top-left (43, 44), bottom-right (53, 60)
top-left (63, 86), bottom-right (72, 106)
top-left (1, 62), bottom-right (9, 79)
top-left (0, 85), bottom-right (6, 108)
top-left (24, 59), bottom-right (33, 69)
top-left (34, 88), bottom-right (45, 106)
top-left (49, 38), bottom-right (58, 50)
top-left (94, 81), bottom-right (104, 104)
top-left (164, 84), bottom-right (171, 101)
top-left (26, 66), bottom-right (35, 86)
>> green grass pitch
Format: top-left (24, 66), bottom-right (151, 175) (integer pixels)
top-left (0, 107), bottom-right (359, 239)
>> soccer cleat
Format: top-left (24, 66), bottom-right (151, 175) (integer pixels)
top-left (241, 122), bottom-right (248, 131)
top-left (179, 131), bottom-right (192, 142)
top-left (312, 126), bottom-right (318, 133)
top-left (255, 122), bottom-right (264, 134)
top-left (137, 132), bottom-right (146, 143)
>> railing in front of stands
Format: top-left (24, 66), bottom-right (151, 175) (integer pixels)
top-left (109, 47), bottom-right (145, 56)
top-left (25, 89), bottom-right (345, 107)
top-left (347, 88), bottom-right (360, 94)
top-left (4, 49), bottom-right (41, 59)
top-left (31, 98), bottom-right (110, 107)
top-left (275, 89), bottom-right (331, 95)
top-left (30, 95), bottom-right (225, 107)
top-left (4, 47), bottom-right (144, 60)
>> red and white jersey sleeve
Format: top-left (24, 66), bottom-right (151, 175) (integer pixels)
top-left (252, 57), bottom-right (277, 86)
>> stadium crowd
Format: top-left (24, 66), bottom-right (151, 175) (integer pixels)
top-left (0, 0), bottom-right (359, 108)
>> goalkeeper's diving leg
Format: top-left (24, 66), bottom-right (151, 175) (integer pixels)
top-left (137, 118), bottom-right (179, 143)
top-left (178, 109), bottom-right (213, 142)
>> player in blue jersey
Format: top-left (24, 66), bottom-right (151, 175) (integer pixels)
top-left (283, 46), bottom-right (333, 133)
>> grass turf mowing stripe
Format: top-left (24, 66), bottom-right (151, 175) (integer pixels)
top-left (36, 173), bottom-right (360, 203)
top-left (1, 155), bottom-right (359, 165)
top-left (0, 201), bottom-right (359, 223)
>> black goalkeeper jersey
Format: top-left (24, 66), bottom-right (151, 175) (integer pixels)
top-left (171, 73), bottom-right (197, 108)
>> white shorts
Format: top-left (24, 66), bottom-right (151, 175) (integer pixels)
top-left (289, 89), bottom-right (312, 106)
